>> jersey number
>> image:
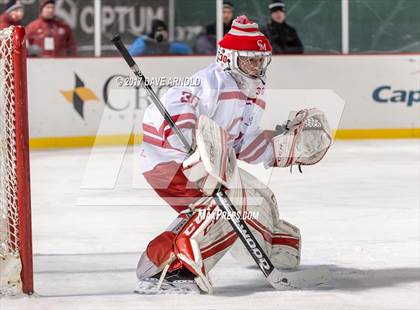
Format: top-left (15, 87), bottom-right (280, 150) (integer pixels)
top-left (180, 91), bottom-right (199, 107)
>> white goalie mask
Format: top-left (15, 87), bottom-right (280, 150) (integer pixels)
top-left (216, 47), bottom-right (272, 81)
top-left (216, 16), bottom-right (272, 83)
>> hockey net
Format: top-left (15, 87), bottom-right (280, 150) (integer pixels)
top-left (0, 26), bottom-right (33, 296)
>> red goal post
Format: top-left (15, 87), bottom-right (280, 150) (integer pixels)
top-left (0, 26), bottom-right (33, 295)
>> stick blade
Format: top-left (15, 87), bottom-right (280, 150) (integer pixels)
top-left (267, 267), bottom-right (332, 290)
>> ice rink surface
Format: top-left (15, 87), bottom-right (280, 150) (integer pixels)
top-left (1, 139), bottom-right (419, 310)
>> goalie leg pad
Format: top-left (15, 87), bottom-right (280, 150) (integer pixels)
top-left (269, 219), bottom-right (301, 269)
top-left (136, 209), bottom-right (195, 280)
top-left (138, 197), bottom-right (242, 293)
top-left (230, 168), bottom-right (301, 269)
top-left (174, 196), bottom-right (245, 293)
top-left (136, 232), bottom-right (176, 281)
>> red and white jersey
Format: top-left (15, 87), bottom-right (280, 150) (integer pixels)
top-left (140, 63), bottom-right (275, 174)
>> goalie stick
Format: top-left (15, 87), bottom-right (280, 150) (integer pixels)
top-left (111, 35), bottom-right (330, 290)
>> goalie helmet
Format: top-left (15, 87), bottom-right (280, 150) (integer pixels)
top-left (216, 15), bottom-right (272, 81)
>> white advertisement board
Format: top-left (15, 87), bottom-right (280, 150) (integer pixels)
top-left (27, 54), bottom-right (419, 147)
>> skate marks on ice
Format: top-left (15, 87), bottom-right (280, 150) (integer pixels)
top-left (34, 252), bottom-right (139, 297)
top-left (212, 263), bottom-right (420, 297)
top-left (33, 251), bottom-right (419, 298)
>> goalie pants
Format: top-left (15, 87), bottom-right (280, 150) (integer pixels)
top-left (137, 161), bottom-right (301, 281)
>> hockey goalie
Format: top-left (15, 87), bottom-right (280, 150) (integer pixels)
top-left (136, 16), bottom-right (332, 294)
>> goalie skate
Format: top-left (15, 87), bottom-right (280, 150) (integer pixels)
top-left (134, 268), bottom-right (202, 295)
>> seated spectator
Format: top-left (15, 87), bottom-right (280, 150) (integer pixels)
top-left (26, 0), bottom-right (76, 57)
top-left (0, 0), bottom-right (24, 30)
top-left (129, 19), bottom-right (191, 56)
top-left (194, 1), bottom-right (234, 54)
top-left (263, 0), bottom-right (304, 54)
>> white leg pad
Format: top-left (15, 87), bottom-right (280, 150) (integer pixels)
top-left (230, 168), bottom-right (301, 269)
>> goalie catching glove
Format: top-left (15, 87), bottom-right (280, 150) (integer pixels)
top-left (273, 108), bottom-right (332, 168)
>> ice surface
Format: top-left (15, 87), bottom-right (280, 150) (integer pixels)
top-left (1, 140), bottom-right (419, 310)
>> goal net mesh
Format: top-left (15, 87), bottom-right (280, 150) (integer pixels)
top-left (0, 26), bottom-right (23, 296)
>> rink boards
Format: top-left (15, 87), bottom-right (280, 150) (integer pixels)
top-left (27, 54), bottom-right (420, 148)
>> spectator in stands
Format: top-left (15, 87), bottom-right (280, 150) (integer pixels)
top-left (206, 1), bottom-right (234, 38)
top-left (263, 0), bottom-right (303, 54)
top-left (0, 0), bottom-right (24, 30)
top-left (129, 19), bottom-right (191, 56)
top-left (194, 1), bottom-right (234, 54)
top-left (26, 0), bottom-right (76, 57)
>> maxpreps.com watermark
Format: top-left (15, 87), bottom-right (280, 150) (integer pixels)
top-left (117, 76), bottom-right (201, 88)
top-left (197, 209), bottom-right (260, 221)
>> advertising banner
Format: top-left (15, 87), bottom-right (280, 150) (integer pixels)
top-left (27, 54), bottom-right (420, 147)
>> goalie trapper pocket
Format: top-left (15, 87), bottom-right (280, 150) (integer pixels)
top-left (273, 108), bottom-right (332, 168)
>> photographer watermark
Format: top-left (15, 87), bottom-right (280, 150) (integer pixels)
top-left (197, 208), bottom-right (260, 221)
top-left (117, 76), bottom-right (201, 88)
